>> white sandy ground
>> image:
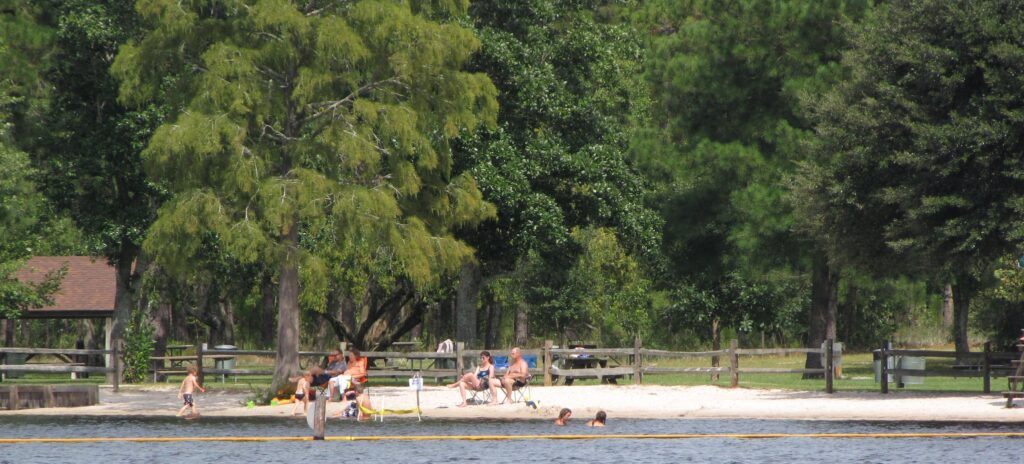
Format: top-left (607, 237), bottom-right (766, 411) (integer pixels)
top-left (2, 384), bottom-right (1023, 422)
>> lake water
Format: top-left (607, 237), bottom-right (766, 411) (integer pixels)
top-left (1, 416), bottom-right (1020, 463)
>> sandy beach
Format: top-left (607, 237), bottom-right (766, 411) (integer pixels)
top-left (2, 384), bottom-right (1021, 422)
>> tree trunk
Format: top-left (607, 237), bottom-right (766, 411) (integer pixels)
top-left (107, 243), bottom-right (140, 384)
top-left (942, 283), bottom-right (954, 331)
top-left (839, 282), bottom-right (858, 345)
top-left (514, 302), bottom-right (529, 347)
top-left (151, 302), bottom-right (171, 379)
top-left (3, 319), bottom-right (14, 347)
top-left (455, 261), bottom-right (480, 348)
top-left (485, 297), bottom-right (502, 349)
top-left (270, 223), bottom-right (301, 395)
top-left (209, 299), bottom-right (235, 346)
top-left (260, 274), bottom-right (277, 347)
top-left (804, 254), bottom-right (839, 378)
top-left (108, 245), bottom-right (139, 350)
top-left (951, 280), bottom-right (973, 357)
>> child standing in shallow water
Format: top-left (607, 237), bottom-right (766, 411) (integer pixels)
top-left (177, 365), bottom-right (206, 417)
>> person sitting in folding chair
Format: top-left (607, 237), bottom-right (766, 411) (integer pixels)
top-left (499, 347), bottom-right (531, 404)
top-left (447, 350), bottom-right (499, 406)
top-left (341, 348), bottom-right (368, 400)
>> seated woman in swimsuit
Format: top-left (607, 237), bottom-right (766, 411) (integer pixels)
top-left (446, 350), bottom-right (499, 406)
top-left (340, 348), bottom-right (368, 401)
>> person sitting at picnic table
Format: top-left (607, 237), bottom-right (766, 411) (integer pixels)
top-left (499, 347), bottom-right (530, 404)
top-left (446, 350), bottom-right (499, 406)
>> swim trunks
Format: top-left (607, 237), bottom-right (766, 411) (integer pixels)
top-left (183, 393), bottom-right (194, 407)
top-left (295, 393), bottom-right (305, 401)
top-left (513, 379), bottom-right (527, 389)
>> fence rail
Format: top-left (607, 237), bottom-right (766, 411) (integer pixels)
top-left (0, 338), bottom-right (844, 394)
top-left (0, 347), bottom-right (121, 391)
top-left (875, 341), bottom-right (1021, 394)
top-left (154, 338), bottom-right (841, 393)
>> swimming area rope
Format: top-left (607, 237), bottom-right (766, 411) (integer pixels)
top-left (4, 431), bottom-right (1024, 444)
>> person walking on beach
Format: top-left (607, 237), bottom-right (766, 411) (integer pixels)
top-left (555, 408), bottom-right (572, 426)
top-left (586, 410), bottom-right (606, 427)
top-left (177, 365), bottom-right (206, 418)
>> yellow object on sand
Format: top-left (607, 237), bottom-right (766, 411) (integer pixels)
top-left (358, 404), bottom-right (420, 416)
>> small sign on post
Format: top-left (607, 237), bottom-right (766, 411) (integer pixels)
top-left (409, 372), bottom-right (423, 421)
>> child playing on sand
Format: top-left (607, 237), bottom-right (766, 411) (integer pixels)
top-left (177, 365), bottom-right (206, 418)
top-left (291, 371), bottom-right (311, 415)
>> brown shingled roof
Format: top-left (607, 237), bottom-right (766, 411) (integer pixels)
top-left (15, 256), bottom-right (116, 318)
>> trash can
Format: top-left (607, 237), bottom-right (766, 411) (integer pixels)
top-left (213, 345), bottom-right (236, 382)
top-left (213, 345), bottom-right (237, 370)
top-left (897, 356), bottom-right (925, 385)
top-left (872, 350), bottom-right (894, 383)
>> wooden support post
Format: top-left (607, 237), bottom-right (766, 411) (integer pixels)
top-left (455, 341), bottom-right (465, 376)
top-left (312, 393), bottom-right (327, 440)
top-left (633, 336), bottom-right (642, 385)
top-left (880, 343), bottom-right (889, 394)
top-left (825, 339), bottom-right (834, 394)
top-left (10, 385), bottom-right (18, 411)
top-left (983, 341), bottom-right (991, 394)
top-left (729, 339), bottom-right (739, 388)
top-left (104, 317), bottom-right (113, 385)
top-left (543, 340), bottom-right (553, 387)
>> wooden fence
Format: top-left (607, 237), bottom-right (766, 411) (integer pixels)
top-left (0, 347), bottom-right (121, 391)
top-left (163, 339), bottom-right (841, 393)
top-left (0, 339), bottom-right (842, 393)
top-left (875, 341), bottom-right (1019, 394)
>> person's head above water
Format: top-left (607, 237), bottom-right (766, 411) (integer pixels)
top-left (559, 408), bottom-right (572, 420)
top-left (594, 410), bottom-right (606, 424)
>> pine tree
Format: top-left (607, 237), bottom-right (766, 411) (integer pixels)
top-left (114, 0), bottom-right (498, 391)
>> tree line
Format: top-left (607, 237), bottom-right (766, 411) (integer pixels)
top-left (3, 0), bottom-right (1024, 390)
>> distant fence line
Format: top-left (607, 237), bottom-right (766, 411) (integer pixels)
top-left (0, 339), bottom-right (845, 392)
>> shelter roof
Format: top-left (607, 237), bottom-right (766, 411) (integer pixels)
top-left (14, 256), bottom-right (116, 319)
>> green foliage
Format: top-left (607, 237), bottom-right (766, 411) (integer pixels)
top-left (122, 309), bottom-right (155, 383)
top-left (801, 0), bottom-right (1024, 277)
top-left (457, 1), bottom-right (660, 341)
top-left (659, 272), bottom-right (804, 344)
top-left (638, 0), bottom-right (869, 277)
top-left (547, 227), bottom-right (653, 344)
top-left (115, 0), bottom-right (498, 290)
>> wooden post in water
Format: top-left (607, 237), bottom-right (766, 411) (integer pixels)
top-left (880, 342), bottom-right (889, 394)
top-left (825, 339), bottom-right (834, 394)
top-left (455, 341), bottom-right (465, 376)
top-left (983, 341), bottom-right (991, 394)
top-left (729, 339), bottom-right (739, 388)
top-left (633, 336), bottom-right (642, 385)
top-left (312, 392), bottom-right (327, 440)
top-left (543, 340), bottom-right (553, 387)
